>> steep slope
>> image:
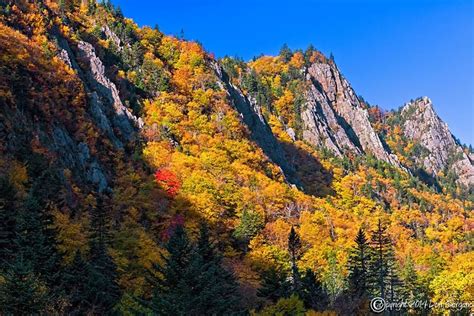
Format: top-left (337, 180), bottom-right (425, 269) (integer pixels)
top-left (0, 1), bottom-right (472, 315)
top-left (400, 97), bottom-right (474, 187)
top-left (231, 53), bottom-right (401, 167)
top-left (0, 23), bottom-right (111, 192)
top-left (303, 62), bottom-right (399, 166)
top-left (212, 62), bottom-right (299, 185)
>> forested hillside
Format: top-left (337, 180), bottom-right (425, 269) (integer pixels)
top-left (0, 1), bottom-right (472, 314)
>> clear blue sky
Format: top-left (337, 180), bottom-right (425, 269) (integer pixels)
top-left (113, 0), bottom-right (473, 145)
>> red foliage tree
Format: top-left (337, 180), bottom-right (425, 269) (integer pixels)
top-left (155, 169), bottom-right (181, 197)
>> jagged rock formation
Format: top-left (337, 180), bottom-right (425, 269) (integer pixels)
top-left (401, 97), bottom-right (474, 186)
top-left (76, 40), bottom-right (143, 137)
top-left (54, 30), bottom-right (146, 192)
top-left (303, 62), bottom-right (399, 166)
top-left (301, 72), bottom-right (361, 156)
top-left (101, 24), bottom-right (122, 49)
top-left (50, 126), bottom-right (108, 192)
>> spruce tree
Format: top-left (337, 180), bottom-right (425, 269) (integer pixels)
top-left (193, 223), bottom-right (240, 314)
top-left (0, 177), bottom-right (17, 266)
top-left (347, 228), bottom-right (371, 299)
top-left (288, 226), bottom-right (302, 293)
top-left (86, 202), bottom-right (121, 313)
top-left (279, 43), bottom-right (293, 63)
top-left (147, 225), bottom-right (193, 314)
top-left (233, 209), bottom-right (264, 250)
top-left (368, 220), bottom-right (401, 300)
top-left (299, 269), bottom-right (328, 311)
top-left (86, 238), bottom-right (121, 313)
top-left (63, 250), bottom-right (90, 315)
top-left (257, 267), bottom-right (291, 303)
top-left (13, 196), bottom-right (62, 289)
top-left (0, 254), bottom-right (48, 315)
top-left (400, 256), bottom-right (428, 306)
top-left (146, 224), bottom-right (241, 315)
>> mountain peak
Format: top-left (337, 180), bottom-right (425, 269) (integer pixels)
top-left (400, 97), bottom-right (473, 186)
top-left (402, 96), bottom-right (433, 113)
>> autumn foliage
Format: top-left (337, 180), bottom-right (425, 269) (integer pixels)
top-left (0, 1), bottom-right (472, 315)
top-left (155, 169), bottom-right (181, 197)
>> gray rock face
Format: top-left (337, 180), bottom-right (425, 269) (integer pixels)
top-left (303, 62), bottom-right (399, 165)
top-left (53, 35), bottom-right (151, 192)
top-left (88, 92), bottom-right (124, 148)
top-left (58, 48), bottom-right (73, 68)
top-left (401, 97), bottom-right (474, 186)
top-left (50, 127), bottom-right (108, 192)
top-left (77, 41), bottom-right (143, 141)
top-left (301, 77), bottom-right (361, 157)
top-left (56, 37), bottom-right (140, 147)
top-left (101, 25), bottom-right (122, 49)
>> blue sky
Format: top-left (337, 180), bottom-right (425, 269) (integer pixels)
top-left (113, 0), bottom-right (473, 145)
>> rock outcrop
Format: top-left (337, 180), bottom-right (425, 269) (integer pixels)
top-left (401, 97), bottom-right (474, 186)
top-left (50, 127), bottom-right (108, 192)
top-left (301, 74), bottom-right (361, 157)
top-left (302, 62), bottom-right (399, 165)
top-left (77, 40), bottom-right (143, 139)
top-left (54, 36), bottom-right (147, 192)
top-left (56, 37), bottom-right (134, 148)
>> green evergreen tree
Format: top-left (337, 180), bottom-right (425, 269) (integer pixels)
top-left (86, 238), bottom-right (121, 313)
top-left (146, 224), bottom-right (240, 315)
top-left (85, 202), bottom-right (121, 313)
top-left (288, 226), bottom-right (302, 293)
top-left (400, 256), bottom-right (427, 305)
top-left (147, 225), bottom-right (193, 314)
top-left (304, 44), bottom-right (315, 66)
top-left (257, 267), bottom-right (291, 303)
top-left (63, 250), bottom-right (90, 315)
top-left (0, 177), bottom-right (17, 266)
top-left (299, 269), bottom-right (328, 311)
top-left (279, 43), bottom-right (293, 63)
top-left (13, 196), bottom-right (62, 288)
top-left (0, 254), bottom-right (48, 315)
top-left (347, 228), bottom-right (371, 299)
top-left (233, 209), bottom-right (264, 250)
top-left (193, 223), bottom-right (241, 314)
top-left (368, 220), bottom-right (401, 300)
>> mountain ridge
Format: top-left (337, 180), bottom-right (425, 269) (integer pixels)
top-left (0, 1), bottom-right (472, 314)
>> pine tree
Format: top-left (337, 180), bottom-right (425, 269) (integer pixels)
top-left (147, 225), bottom-right (192, 314)
top-left (0, 254), bottom-right (48, 315)
top-left (288, 226), bottom-right (302, 293)
top-left (304, 44), bottom-right (315, 65)
top-left (368, 220), bottom-right (401, 300)
top-left (146, 224), bottom-right (241, 315)
top-left (13, 196), bottom-right (62, 289)
top-left (193, 223), bottom-right (240, 314)
top-left (299, 269), bottom-right (328, 311)
top-left (63, 250), bottom-right (90, 315)
top-left (233, 209), bottom-right (264, 250)
top-left (86, 237), bottom-right (121, 313)
top-left (347, 228), bottom-right (371, 299)
top-left (279, 43), bottom-right (293, 63)
top-left (400, 256), bottom-right (426, 303)
top-left (257, 267), bottom-right (291, 303)
top-left (86, 202), bottom-right (121, 313)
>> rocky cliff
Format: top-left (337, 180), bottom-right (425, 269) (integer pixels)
top-left (400, 97), bottom-right (474, 187)
top-left (302, 62), bottom-right (399, 166)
